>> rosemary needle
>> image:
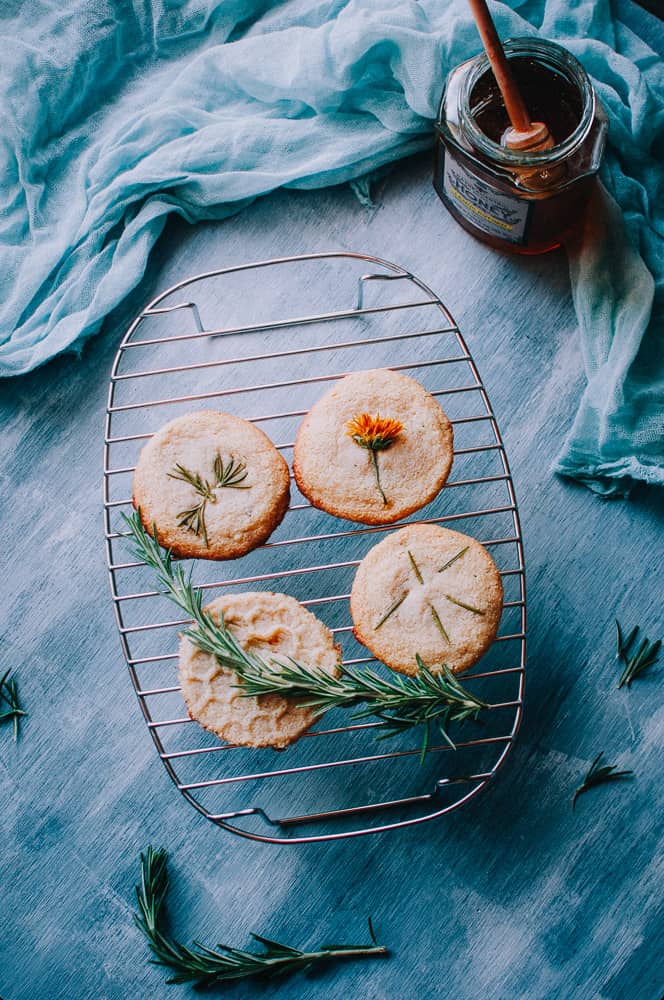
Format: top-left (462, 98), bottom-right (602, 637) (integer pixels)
top-left (429, 604), bottom-right (450, 643)
top-left (407, 550), bottom-right (424, 584)
top-left (135, 846), bottom-right (388, 987)
top-left (445, 594), bottom-right (485, 616)
top-left (374, 592), bottom-right (408, 630)
top-left (572, 751), bottom-right (634, 811)
top-left (438, 547), bottom-right (469, 574)
top-left (123, 512), bottom-right (487, 757)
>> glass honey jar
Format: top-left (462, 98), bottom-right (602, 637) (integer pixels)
top-left (433, 38), bottom-right (607, 254)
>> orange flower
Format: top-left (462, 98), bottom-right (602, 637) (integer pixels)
top-left (345, 412), bottom-right (404, 452)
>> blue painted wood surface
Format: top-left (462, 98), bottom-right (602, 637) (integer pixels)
top-left (1, 12), bottom-right (663, 995)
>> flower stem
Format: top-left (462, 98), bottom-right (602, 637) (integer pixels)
top-left (370, 450), bottom-right (387, 505)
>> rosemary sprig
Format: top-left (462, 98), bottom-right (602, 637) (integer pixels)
top-left (214, 454), bottom-right (250, 489)
top-left (175, 502), bottom-right (210, 547)
top-left (0, 669), bottom-right (27, 742)
top-left (167, 454), bottom-right (250, 546)
top-left (135, 846), bottom-right (388, 987)
top-left (572, 751), bottom-right (634, 811)
top-left (615, 619), bottom-right (661, 688)
top-left (168, 463), bottom-right (216, 547)
top-left (123, 512), bottom-right (487, 755)
top-left (168, 463), bottom-right (215, 499)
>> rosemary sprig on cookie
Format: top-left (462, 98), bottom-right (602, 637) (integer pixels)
top-left (124, 512), bottom-right (486, 754)
top-left (167, 454), bottom-right (249, 546)
top-left (572, 751), bottom-right (634, 811)
top-left (135, 846), bottom-right (388, 987)
top-left (615, 619), bottom-right (661, 688)
top-left (213, 454), bottom-right (250, 489)
top-left (346, 413), bottom-right (403, 505)
top-left (0, 669), bottom-right (27, 741)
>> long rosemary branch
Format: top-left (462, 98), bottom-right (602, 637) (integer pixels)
top-left (123, 512), bottom-right (487, 754)
top-left (135, 846), bottom-right (388, 987)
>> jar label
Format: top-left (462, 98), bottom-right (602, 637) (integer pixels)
top-left (441, 151), bottom-right (530, 245)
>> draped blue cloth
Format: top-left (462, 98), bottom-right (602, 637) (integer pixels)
top-left (1, 0), bottom-right (662, 495)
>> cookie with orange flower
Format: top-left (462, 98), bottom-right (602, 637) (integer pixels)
top-left (292, 369), bottom-right (453, 524)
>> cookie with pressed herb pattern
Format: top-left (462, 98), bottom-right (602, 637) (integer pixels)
top-left (132, 410), bottom-right (290, 560)
top-left (178, 591), bottom-right (341, 749)
top-left (350, 523), bottom-right (503, 676)
top-left (292, 369), bottom-right (453, 525)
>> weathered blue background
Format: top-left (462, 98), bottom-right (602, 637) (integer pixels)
top-left (1, 7), bottom-right (662, 996)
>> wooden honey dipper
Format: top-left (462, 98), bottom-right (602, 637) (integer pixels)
top-left (467, 0), bottom-right (554, 152)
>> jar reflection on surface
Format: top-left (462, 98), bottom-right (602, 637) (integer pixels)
top-left (433, 39), bottom-right (607, 255)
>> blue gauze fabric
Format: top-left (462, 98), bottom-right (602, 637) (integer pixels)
top-left (1, 0), bottom-right (662, 496)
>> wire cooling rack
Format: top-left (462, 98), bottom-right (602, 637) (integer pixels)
top-left (104, 251), bottom-right (526, 844)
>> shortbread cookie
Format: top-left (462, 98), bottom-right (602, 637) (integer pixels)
top-left (133, 410), bottom-right (290, 559)
top-left (179, 592), bottom-right (341, 749)
top-left (350, 524), bottom-right (503, 676)
top-left (293, 369), bottom-right (453, 525)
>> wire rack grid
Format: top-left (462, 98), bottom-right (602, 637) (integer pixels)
top-left (103, 251), bottom-right (526, 844)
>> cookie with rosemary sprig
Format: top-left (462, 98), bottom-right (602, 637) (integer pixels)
top-left (350, 523), bottom-right (503, 676)
top-left (132, 410), bottom-right (290, 560)
top-left (179, 591), bottom-right (341, 749)
top-left (292, 369), bottom-right (453, 524)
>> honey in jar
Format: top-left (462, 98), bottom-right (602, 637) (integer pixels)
top-left (434, 38), bottom-right (607, 254)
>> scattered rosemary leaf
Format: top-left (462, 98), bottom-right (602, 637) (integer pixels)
top-left (374, 592), bottom-right (408, 630)
top-left (615, 619), bottom-right (661, 688)
top-left (572, 751), bottom-right (634, 811)
top-left (445, 594), bottom-right (485, 616)
top-left (438, 547), bottom-right (469, 574)
top-left (407, 550), bottom-right (424, 584)
top-left (0, 669), bottom-right (27, 742)
top-left (134, 846), bottom-right (388, 987)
